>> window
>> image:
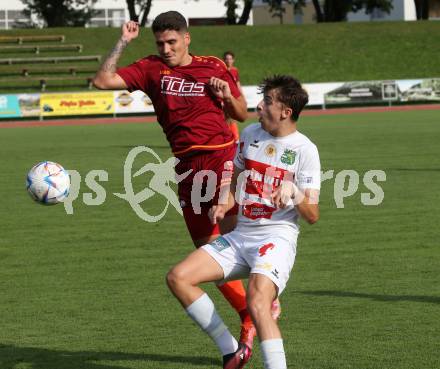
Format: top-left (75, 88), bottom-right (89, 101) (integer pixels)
top-left (94, 9), bottom-right (106, 18)
top-left (89, 8), bottom-right (125, 27)
top-left (0, 10), bottom-right (30, 29)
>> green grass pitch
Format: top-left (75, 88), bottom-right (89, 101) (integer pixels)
top-left (0, 109), bottom-right (439, 369)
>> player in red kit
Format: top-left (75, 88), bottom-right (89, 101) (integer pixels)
top-left (93, 11), bottom-right (257, 366)
top-left (223, 51), bottom-right (240, 89)
top-left (223, 51), bottom-right (241, 143)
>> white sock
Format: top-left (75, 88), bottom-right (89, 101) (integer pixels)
top-left (186, 293), bottom-right (238, 356)
top-left (260, 338), bottom-right (287, 369)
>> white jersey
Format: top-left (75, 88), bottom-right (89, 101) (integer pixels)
top-left (233, 123), bottom-right (321, 237)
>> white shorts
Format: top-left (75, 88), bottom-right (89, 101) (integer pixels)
top-left (202, 230), bottom-right (297, 295)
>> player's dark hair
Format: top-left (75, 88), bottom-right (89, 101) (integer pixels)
top-left (152, 11), bottom-right (188, 33)
top-left (223, 51), bottom-right (235, 59)
top-left (259, 75), bottom-right (309, 122)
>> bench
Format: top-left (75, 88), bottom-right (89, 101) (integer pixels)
top-left (0, 35), bottom-right (65, 44)
top-left (0, 65), bottom-right (97, 77)
top-left (0, 44), bottom-right (83, 54)
top-left (0, 55), bottom-right (101, 65)
top-left (19, 66), bottom-right (97, 76)
top-left (0, 76), bottom-right (94, 91)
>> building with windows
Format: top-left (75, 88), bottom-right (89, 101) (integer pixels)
top-left (252, 0), bottom-right (419, 24)
top-left (1, 0), bottom-right (129, 29)
top-left (1, 0), bottom-right (241, 29)
top-left (88, 7), bottom-right (126, 27)
top-left (0, 9), bottom-right (31, 29)
top-left (1, 0), bottom-right (439, 29)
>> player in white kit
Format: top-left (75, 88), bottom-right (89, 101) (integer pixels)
top-left (166, 75), bottom-right (321, 369)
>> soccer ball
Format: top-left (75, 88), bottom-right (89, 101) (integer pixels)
top-left (26, 161), bottom-right (70, 205)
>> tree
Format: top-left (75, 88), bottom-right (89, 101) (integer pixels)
top-left (318, 0), bottom-right (393, 21)
top-left (223, 0), bottom-right (254, 25)
top-left (126, 0), bottom-right (153, 26)
top-left (265, 0), bottom-right (393, 23)
top-left (414, 0), bottom-right (429, 19)
top-left (238, 0), bottom-right (254, 24)
top-left (311, 0), bottom-right (325, 22)
top-left (225, 0), bottom-right (239, 24)
top-left (322, 0), bottom-right (354, 21)
top-left (266, 0), bottom-right (287, 23)
top-left (263, 0), bottom-right (306, 24)
top-left (193, 0), bottom-right (253, 25)
top-left (21, 0), bottom-right (97, 27)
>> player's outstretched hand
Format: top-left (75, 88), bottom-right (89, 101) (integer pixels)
top-left (121, 21), bottom-right (139, 42)
top-left (271, 180), bottom-right (296, 209)
top-left (209, 204), bottom-right (227, 225)
top-left (208, 77), bottom-right (232, 100)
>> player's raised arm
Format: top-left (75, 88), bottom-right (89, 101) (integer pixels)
top-left (209, 77), bottom-right (248, 122)
top-left (92, 21), bottom-right (139, 90)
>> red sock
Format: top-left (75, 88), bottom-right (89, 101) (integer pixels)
top-left (217, 280), bottom-right (252, 325)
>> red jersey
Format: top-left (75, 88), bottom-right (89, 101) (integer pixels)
top-left (228, 66), bottom-right (240, 83)
top-left (116, 55), bottom-right (241, 156)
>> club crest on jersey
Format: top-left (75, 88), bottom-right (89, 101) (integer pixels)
top-left (281, 149), bottom-right (296, 165)
top-left (265, 144), bottom-right (276, 157)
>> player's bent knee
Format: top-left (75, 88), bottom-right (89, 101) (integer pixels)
top-left (247, 291), bottom-right (272, 320)
top-left (166, 265), bottom-right (189, 292)
top-left (165, 268), bottom-right (177, 292)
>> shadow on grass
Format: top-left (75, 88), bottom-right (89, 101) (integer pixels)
top-left (0, 344), bottom-right (221, 369)
top-left (298, 290), bottom-right (440, 304)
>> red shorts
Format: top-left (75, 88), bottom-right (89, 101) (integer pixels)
top-left (175, 145), bottom-right (239, 242)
